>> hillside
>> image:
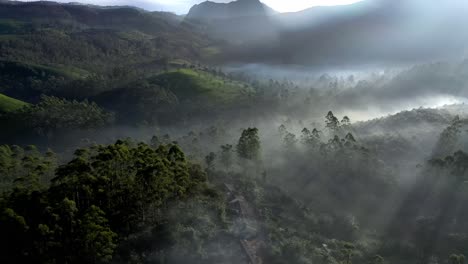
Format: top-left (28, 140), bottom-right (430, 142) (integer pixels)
top-left (356, 107), bottom-right (455, 136)
top-left (0, 1), bottom-right (224, 103)
top-left (0, 1), bottom-right (180, 31)
top-left (150, 68), bottom-right (255, 103)
top-left (0, 1), bottom-right (215, 75)
top-left (0, 60), bottom-right (88, 101)
top-left (95, 68), bottom-right (256, 124)
top-left (2, 2), bottom-right (468, 264)
top-left (0, 93), bottom-right (28, 112)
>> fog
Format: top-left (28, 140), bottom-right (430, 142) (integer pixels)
top-left (3, 0), bottom-right (468, 263)
top-left (209, 0), bottom-right (468, 68)
top-left (223, 60), bottom-right (468, 121)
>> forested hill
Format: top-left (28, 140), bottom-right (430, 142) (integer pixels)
top-left (0, 0), bottom-right (231, 114)
top-left (0, 1), bottom-right (177, 30)
top-left (0, 1), bottom-right (216, 73)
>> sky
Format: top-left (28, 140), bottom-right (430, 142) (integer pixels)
top-left (18, 0), bottom-right (364, 14)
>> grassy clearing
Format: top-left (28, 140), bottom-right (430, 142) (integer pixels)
top-left (0, 93), bottom-right (28, 112)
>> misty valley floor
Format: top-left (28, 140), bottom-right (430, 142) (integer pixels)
top-left (2, 0), bottom-right (468, 264)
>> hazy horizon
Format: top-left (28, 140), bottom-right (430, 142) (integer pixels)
top-left (16, 0), bottom-right (364, 14)
top-left (2, 1), bottom-right (468, 264)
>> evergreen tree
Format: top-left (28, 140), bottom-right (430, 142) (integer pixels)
top-left (312, 128), bottom-right (321, 139)
top-left (78, 205), bottom-right (117, 264)
top-left (283, 132), bottom-right (298, 149)
top-left (300, 128), bottom-right (312, 144)
top-left (341, 116), bottom-right (351, 127)
top-left (236, 128), bottom-right (261, 161)
top-left (344, 133), bottom-right (357, 147)
top-left (326, 111), bottom-right (340, 132)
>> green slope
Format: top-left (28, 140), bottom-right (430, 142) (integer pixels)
top-left (150, 68), bottom-right (255, 104)
top-left (94, 68), bottom-right (256, 124)
top-left (0, 93), bottom-right (28, 112)
top-left (0, 2), bottom-right (215, 72)
top-left (0, 60), bottom-right (89, 79)
top-left (0, 60), bottom-right (91, 100)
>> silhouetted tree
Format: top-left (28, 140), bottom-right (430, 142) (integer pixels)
top-left (341, 116), bottom-right (351, 127)
top-left (326, 111), bottom-right (340, 132)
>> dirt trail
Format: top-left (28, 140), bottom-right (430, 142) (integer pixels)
top-left (224, 183), bottom-right (264, 264)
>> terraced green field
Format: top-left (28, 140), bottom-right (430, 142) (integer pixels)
top-left (151, 68), bottom-right (255, 104)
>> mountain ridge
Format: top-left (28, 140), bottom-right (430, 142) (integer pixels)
top-left (186, 0), bottom-right (276, 20)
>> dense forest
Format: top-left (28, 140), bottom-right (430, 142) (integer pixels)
top-left (2, 1), bottom-right (468, 264)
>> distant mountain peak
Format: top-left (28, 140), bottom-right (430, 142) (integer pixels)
top-left (186, 0), bottom-right (276, 20)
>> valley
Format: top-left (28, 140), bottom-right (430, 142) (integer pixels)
top-left (1, 1), bottom-right (468, 264)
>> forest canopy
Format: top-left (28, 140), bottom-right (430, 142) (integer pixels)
top-left (1, 1), bottom-right (468, 264)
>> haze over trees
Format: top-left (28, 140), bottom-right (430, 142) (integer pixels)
top-left (1, 0), bottom-right (468, 264)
